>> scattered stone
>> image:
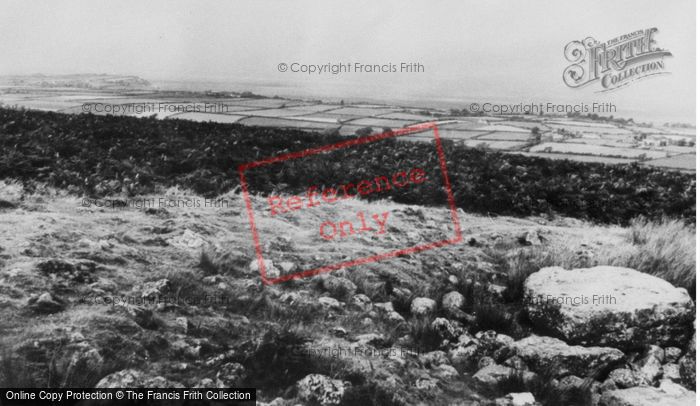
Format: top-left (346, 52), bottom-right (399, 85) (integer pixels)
top-left (415, 376), bottom-right (438, 390)
top-left (608, 368), bottom-right (643, 389)
top-left (503, 356), bottom-right (527, 370)
top-left (216, 362), bottom-right (246, 388)
top-left (318, 296), bottom-right (343, 311)
top-left (174, 317), bottom-right (190, 335)
top-left (331, 327), bottom-right (347, 337)
top-left (663, 347), bottom-right (682, 363)
top-left (349, 294), bottom-right (372, 311)
top-left (558, 375), bottom-right (585, 390)
top-left (509, 335), bottom-right (624, 378)
top-left (478, 356), bottom-right (496, 369)
top-left (472, 364), bottom-right (536, 390)
top-left (419, 351), bottom-right (450, 368)
top-left (599, 386), bottom-right (695, 406)
top-left (322, 276), bottom-right (357, 300)
top-left (519, 230), bottom-right (542, 246)
top-left (278, 261), bottom-right (297, 274)
top-left (448, 275), bottom-right (459, 285)
top-left (28, 292), bottom-right (66, 314)
top-left (448, 341), bottom-right (479, 371)
top-left (662, 363), bottom-right (681, 382)
top-left (296, 374), bottom-right (350, 406)
top-left (248, 259), bottom-right (279, 279)
top-left (524, 266), bottom-right (694, 349)
top-left (431, 364), bottom-right (459, 380)
top-left (646, 345), bottom-right (665, 363)
top-left (506, 392), bottom-right (536, 406)
top-left (410, 297), bottom-right (437, 316)
top-left (431, 317), bottom-right (463, 341)
top-left (141, 279), bottom-right (170, 299)
top-left (442, 291), bottom-right (465, 312)
top-left (634, 354), bottom-right (662, 384)
top-left (168, 229), bottom-right (206, 250)
top-left (96, 369), bottom-right (183, 388)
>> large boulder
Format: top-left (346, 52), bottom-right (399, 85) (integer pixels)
top-left (599, 385), bottom-right (695, 406)
top-left (509, 335), bottom-right (624, 378)
top-left (524, 266), bottom-right (694, 349)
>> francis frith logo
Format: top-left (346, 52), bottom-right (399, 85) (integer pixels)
top-left (563, 28), bottom-right (672, 91)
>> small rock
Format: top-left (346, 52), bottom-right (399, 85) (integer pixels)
top-left (322, 276), bottom-right (357, 300)
top-left (331, 327), bottom-right (347, 337)
top-left (174, 317), bottom-right (190, 335)
top-left (431, 364), bottom-right (459, 380)
top-left (442, 291), bottom-right (466, 313)
top-left (318, 296), bottom-right (343, 311)
top-left (141, 279), bottom-right (170, 299)
top-left (662, 363), bottom-right (681, 382)
top-left (646, 345), bottom-right (665, 363)
top-left (278, 261), bottom-right (297, 274)
top-left (507, 392), bottom-right (536, 406)
top-left (519, 230), bottom-right (542, 246)
top-left (410, 297), bottom-right (437, 316)
top-left (634, 354), bottom-right (662, 384)
top-left (248, 259), bottom-right (279, 279)
top-left (431, 317), bottom-right (463, 341)
top-left (168, 229), bottom-right (206, 250)
top-left (503, 356), bottom-right (528, 370)
top-left (478, 356), bottom-right (496, 369)
top-left (415, 376), bottom-right (438, 390)
top-left (216, 362), bottom-right (246, 388)
top-left (349, 294), bottom-right (372, 311)
top-left (419, 351), bottom-right (450, 367)
top-left (296, 374), bottom-right (350, 406)
top-left (473, 365), bottom-right (536, 390)
top-left (28, 292), bottom-right (66, 314)
top-left (663, 347), bottom-right (682, 363)
top-left (608, 368), bottom-right (642, 389)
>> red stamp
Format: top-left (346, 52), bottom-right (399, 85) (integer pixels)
top-left (239, 122), bottom-right (462, 284)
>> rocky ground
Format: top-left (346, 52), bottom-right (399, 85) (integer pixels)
top-left (0, 182), bottom-right (695, 405)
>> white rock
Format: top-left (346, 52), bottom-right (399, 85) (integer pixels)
top-left (507, 392), bottom-right (536, 406)
top-left (524, 266), bottom-right (695, 349)
top-left (410, 297), bottom-right (437, 316)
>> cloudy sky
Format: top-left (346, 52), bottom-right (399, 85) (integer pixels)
top-left (0, 0), bottom-right (695, 122)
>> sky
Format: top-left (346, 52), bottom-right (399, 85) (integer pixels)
top-left (0, 0), bottom-right (695, 123)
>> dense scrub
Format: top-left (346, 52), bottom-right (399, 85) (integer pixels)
top-left (0, 108), bottom-right (694, 224)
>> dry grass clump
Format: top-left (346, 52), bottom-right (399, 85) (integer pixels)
top-left (602, 217), bottom-right (695, 297)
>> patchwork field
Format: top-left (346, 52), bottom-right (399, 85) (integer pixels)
top-left (642, 154), bottom-right (696, 171)
top-left (0, 86), bottom-right (695, 171)
top-left (531, 142), bottom-right (669, 160)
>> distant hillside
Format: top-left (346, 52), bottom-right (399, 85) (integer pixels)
top-left (0, 74), bottom-right (151, 90)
